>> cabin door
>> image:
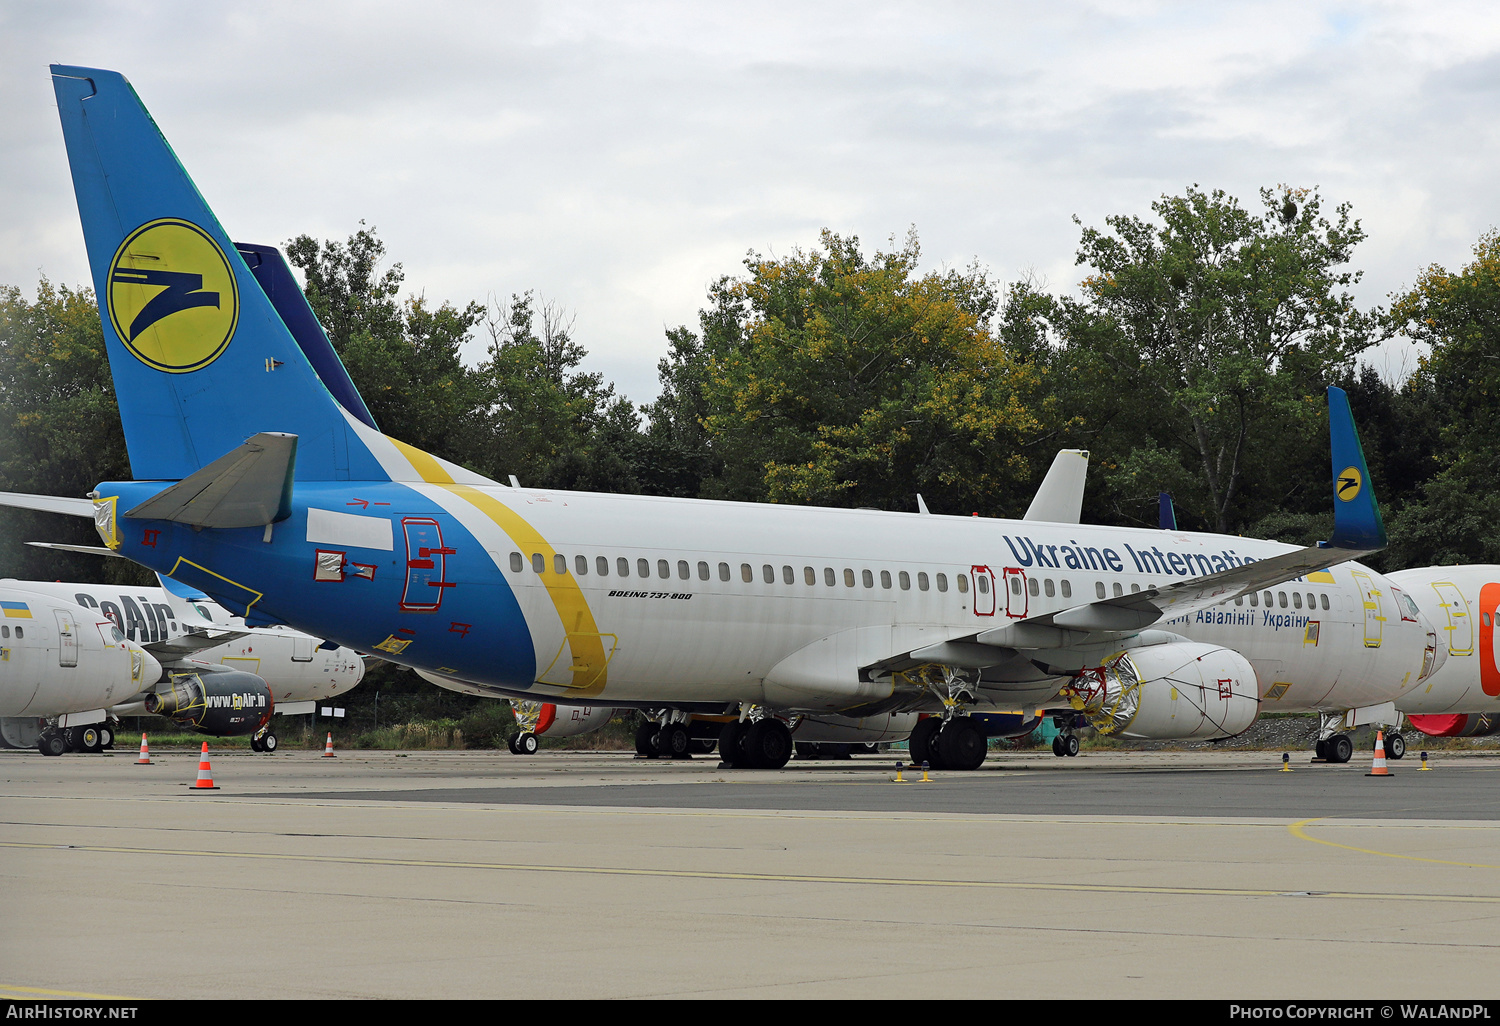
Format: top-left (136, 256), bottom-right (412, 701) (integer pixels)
top-left (1002, 568), bottom-right (1028, 618)
top-left (971, 565), bottom-right (996, 616)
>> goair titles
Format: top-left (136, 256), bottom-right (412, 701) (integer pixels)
top-left (1002, 534), bottom-right (1258, 577)
top-left (72, 592), bottom-right (180, 644)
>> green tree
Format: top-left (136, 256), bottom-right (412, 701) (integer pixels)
top-left (0, 279), bottom-right (150, 585)
top-left (656, 228), bottom-right (1052, 514)
top-left (1048, 186), bottom-right (1380, 532)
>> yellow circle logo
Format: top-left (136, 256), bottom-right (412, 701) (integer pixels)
top-left (1336, 466), bottom-right (1363, 503)
top-left (106, 218), bottom-right (239, 373)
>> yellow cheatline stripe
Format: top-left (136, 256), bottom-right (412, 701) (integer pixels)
top-left (7, 839), bottom-right (1500, 903)
top-left (1288, 817), bottom-right (1500, 869)
top-left (387, 438), bottom-right (608, 697)
top-left (0, 983), bottom-right (138, 1000)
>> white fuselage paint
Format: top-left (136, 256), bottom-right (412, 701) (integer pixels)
top-left (405, 484), bottom-right (1437, 716)
top-left (1390, 565), bottom-right (1500, 715)
top-left (0, 588), bottom-right (161, 717)
top-left (0, 580), bottom-right (364, 704)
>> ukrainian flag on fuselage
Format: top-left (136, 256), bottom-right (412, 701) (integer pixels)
top-left (0, 602), bottom-right (33, 619)
top-left (50, 66), bottom-right (388, 484)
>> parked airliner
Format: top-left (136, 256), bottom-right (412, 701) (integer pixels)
top-left (0, 65), bottom-right (1447, 770)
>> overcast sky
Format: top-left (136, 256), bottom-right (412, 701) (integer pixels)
top-left (4, 1), bottom-right (1499, 404)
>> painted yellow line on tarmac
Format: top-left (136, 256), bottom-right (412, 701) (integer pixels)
top-left (6, 839), bottom-right (1500, 904)
top-left (1288, 817), bottom-right (1500, 869)
top-left (0, 983), bottom-right (137, 1000)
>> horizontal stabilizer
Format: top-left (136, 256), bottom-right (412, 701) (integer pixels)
top-left (125, 433), bottom-right (297, 529)
top-left (0, 492), bottom-right (95, 518)
top-left (1023, 450), bottom-right (1089, 523)
top-left (24, 541), bottom-right (119, 557)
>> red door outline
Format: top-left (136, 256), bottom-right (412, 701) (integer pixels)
top-left (1002, 567), bottom-right (1028, 619)
top-left (972, 565), bottom-right (996, 617)
top-left (1480, 582), bottom-right (1500, 697)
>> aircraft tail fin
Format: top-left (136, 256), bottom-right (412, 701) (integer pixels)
top-left (49, 65), bottom-right (388, 483)
top-left (1324, 386), bottom-right (1386, 550)
top-left (1023, 450), bottom-right (1089, 523)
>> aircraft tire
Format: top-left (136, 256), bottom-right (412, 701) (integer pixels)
top-left (262, 732), bottom-right (278, 753)
top-left (743, 720), bottom-right (792, 770)
top-left (1329, 734), bottom-right (1353, 764)
top-left (251, 737), bottom-right (265, 752)
top-left (659, 723), bottom-right (692, 759)
top-left (633, 720), bottom-right (660, 758)
top-left (1064, 734), bottom-right (1080, 757)
top-left (1052, 736), bottom-right (1066, 757)
top-left (38, 733), bottom-right (67, 757)
top-left (718, 721), bottom-right (747, 767)
top-left (100, 727), bottom-right (114, 750)
top-left (1387, 732), bottom-right (1406, 760)
top-left (63, 727), bottom-right (84, 752)
top-left (1315, 739), bottom-right (1329, 760)
top-left (516, 732), bottom-right (539, 756)
top-left (80, 727), bottom-right (103, 753)
top-left (939, 718), bottom-right (987, 771)
top-left (908, 718), bottom-right (941, 768)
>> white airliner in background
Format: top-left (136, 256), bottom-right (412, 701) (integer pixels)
top-left (0, 574), bottom-right (364, 754)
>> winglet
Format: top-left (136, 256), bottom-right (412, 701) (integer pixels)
top-left (1324, 386), bottom-right (1386, 550)
top-left (1158, 492), bottom-right (1177, 531)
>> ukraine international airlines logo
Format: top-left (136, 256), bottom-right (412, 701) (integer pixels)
top-left (106, 218), bottom-right (239, 373)
top-left (1337, 466), bottom-right (1363, 502)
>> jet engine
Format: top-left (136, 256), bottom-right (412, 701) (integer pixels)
top-left (144, 667), bottom-right (273, 736)
top-left (1406, 713), bottom-right (1500, 738)
top-left (1061, 642), bottom-right (1258, 741)
top-left (511, 701), bottom-right (615, 738)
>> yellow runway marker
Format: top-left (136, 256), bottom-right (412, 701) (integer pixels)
top-left (1288, 817), bottom-right (1500, 870)
top-left (7, 838), bottom-right (1500, 904)
top-left (0, 983), bottom-right (138, 1000)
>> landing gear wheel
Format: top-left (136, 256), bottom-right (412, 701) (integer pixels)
top-left (38, 733), bottom-right (67, 757)
top-left (1063, 734), bottom-right (1080, 758)
top-left (1328, 733), bottom-right (1353, 764)
top-left (633, 720), bottom-right (660, 758)
top-left (659, 723), bottom-right (692, 759)
top-left (261, 732), bottom-right (278, 753)
top-left (743, 719), bottom-right (793, 769)
top-left (100, 727), bottom-right (113, 750)
top-left (1315, 738), bottom-right (1329, 760)
top-left (80, 727), bottom-right (103, 753)
top-left (718, 721), bottom-right (747, 767)
top-left (251, 736), bottom-right (265, 752)
top-left (514, 732), bottom-right (539, 755)
top-left (1052, 736), bottom-right (1066, 757)
top-left (938, 718), bottom-right (987, 771)
top-left (908, 718), bottom-right (942, 768)
top-left (63, 726), bottom-right (84, 752)
top-left (1386, 732), bottom-right (1406, 760)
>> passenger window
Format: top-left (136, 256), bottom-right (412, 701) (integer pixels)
top-left (1130, 583), bottom-right (1140, 593)
top-left (862, 569), bottom-right (875, 588)
top-left (957, 574), bottom-right (969, 593)
top-left (1320, 594), bottom-right (1329, 610)
top-left (1307, 593), bottom-right (1316, 610)
top-left (597, 556), bottom-right (609, 576)
top-left (1293, 593), bottom-right (1303, 609)
top-left (741, 564), bottom-right (753, 583)
top-left (783, 565), bottom-right (794, 585)
top-left (679, 560), bottom-right (691, 580)
top-left (1061, 580), bottom-right (1071, 599)
top-left (1235, 595), bottom-right (1243, 606)
top-left (532, 553), bottom-right (545, 573)
top-left (634, 558), bottom-right (647, 577)
top-left (804, 567), bottom-right (816, 586)
top-left (825, 567), bottom-right (836, 587)
top-left (1095, 581), bottom-right (1106, 599)
top-left (976, 575), bottom-right (987, 595)
top-left (1113, 583), bottom-right (1123, 597)
top-left (899, 571), bottom-right (911, 590)
top-left (1278, 592), bottom-right (1288, 608)
top-left (14, 627), bottom-right (20, 638)
top-left (1263, 592), bottom-right (1273, 606)
top-left (1249, 592), bottom-right (1258, 606)
top-left (1011, 577), bottom-right (1022, 594)
top-left (1027, 578), bottom-right (1038, 597)
top-left (575, 555), bottom-right (588, 575)
top-left (510, 552), bottom-right (523, 572)
top-left (698, 561), bottom-right (710, 581)
top-left (763, 564), bottom-right (775, 584)
top-left (554, 554), bottom-right (567, 574)
top-left (1, 626), bottom-right (7, 638)
top-left (937, 573), bottom-right (949, 593)
top-left (718, 562), bottom-right (730, 581)
top-left (1044, 579), bottom-right (1055, 598)
top-left (618, 557), bottom-right (630, 577)
top-left (844, 569), bottom-right (856, 588)
top-left (918, 572), bottom-right (930, 591)
top-left (657, 559), bottom-right (669, 579)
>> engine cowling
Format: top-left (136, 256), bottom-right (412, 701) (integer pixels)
top-left (791, 712), bottom-right (919, 743)
top-left (511, 701), bottom-right (616, 738)
top-left (1062, 641), bottom-right (1258, 741)
top-left (144, 668), bottom-right (273, 736)
top-left (1406, 713), bottom-right (1500, 738)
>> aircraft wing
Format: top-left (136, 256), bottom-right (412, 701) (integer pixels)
top-left (868, 386), bottom-right (1384, 677)
top-left (142, 629), bottom-right (251, 661)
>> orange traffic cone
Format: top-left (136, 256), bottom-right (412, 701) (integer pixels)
top-left (189, 741), bottom-right (220, 790)
top-left (322, 732), bottom-right (336, 758)
top-left (1365, 730), bottom-right (1394, 777)
top-left (135, 733), bottom-right (151, 765)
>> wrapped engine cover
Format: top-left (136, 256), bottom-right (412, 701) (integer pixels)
top-left (1407, 713), bottom-right (1500, 738)
top-left (1064, 642), bottom-right (1258, 741)
top-left (144, 668), bottom-right (273, 736)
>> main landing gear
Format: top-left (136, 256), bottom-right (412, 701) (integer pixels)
top-left (633, 714), bottom-right (717, 760)
top-left (907, 715), bottom-right (988, 771)
top-left (718, 713), bottom-right (793, 770)
top-left (37, 723), bottom-right (115, 755)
